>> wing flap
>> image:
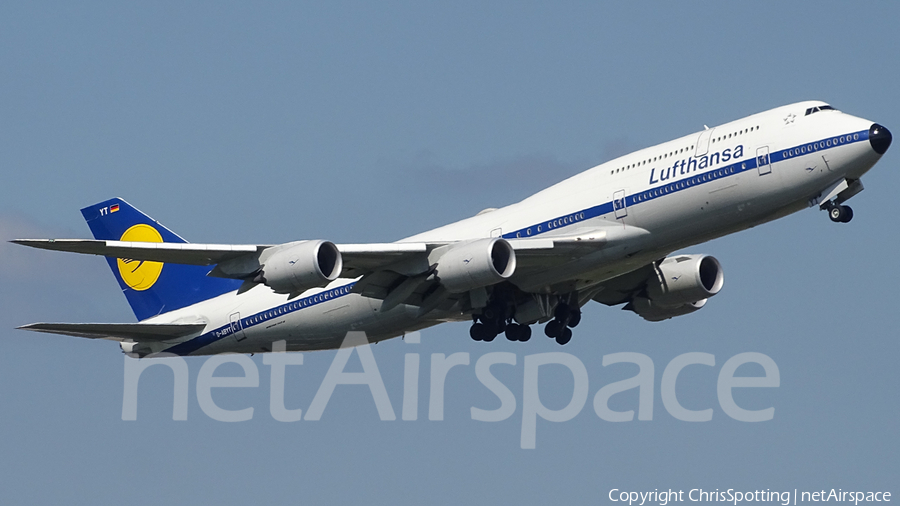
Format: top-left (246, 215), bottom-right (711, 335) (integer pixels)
top-left (509, 224), bottom-right (649, 256)
top-left (17, 322), bottom-right (206, 341)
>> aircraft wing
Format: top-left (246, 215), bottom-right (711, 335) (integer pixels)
top-left (12, 239), bottom-right (429, 276)
top-left (343, 226), bottom-right (646, 277)
top-left (17, 322), bottom-right (206, 342)
top-left (13, 225), bottom-right (647, 302)
top-left (337, 243), bottom-right (429, 276)
top-left (349, 225), bottom-right (650, 312)
top-left (12, 239), bottom-right (265, 266)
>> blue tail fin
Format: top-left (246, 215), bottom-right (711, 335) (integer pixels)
top-left (81, 198), bottom-right (243, 321)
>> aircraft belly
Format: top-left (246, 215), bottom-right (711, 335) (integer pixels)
top-left (290, 293), bottom-right (377, 338)
top-left (278, 294), bottom-right (433, 350)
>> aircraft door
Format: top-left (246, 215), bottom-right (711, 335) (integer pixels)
top-left (613, 189), bottom-right (627, 219)
top-left (695, 128), bottom-right (715, 157)
top-left (756, 146), bottom-right (772, 175)
top-left (230, 312), bottom-right (246, 341)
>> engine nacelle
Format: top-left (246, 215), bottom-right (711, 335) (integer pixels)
top-left (120, 341), bottom-right (154, 358)
top-left (628, 297), bottom-right (707, 322)
top-left (257, 240), bottom-right (343, 294)
top-left (645, 254), bottom-right (724, 307)
top-left (435, 238), bottom-right (516, 293)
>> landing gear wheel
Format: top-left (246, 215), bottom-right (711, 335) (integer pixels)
top-left (519, 325), bottom-right (532, 342)
top-left (505, 324), bottom-right (521, 341)
top-left (556, 327), bottom-right (573, 345)
top-left (828, 204), bottom-right (853, 223)
top-left (470, 323), bottom-right (485, 341)
top-left (567, 310), bottom-right (581, 328)
top-left (483, 331), bottom-right (496, 342)
top-left (840, 206), bottom-right (853, 223)
top-left (828, 205), bottom-right (842, 222)
top-left (544, 320), bottom-right (563, 338)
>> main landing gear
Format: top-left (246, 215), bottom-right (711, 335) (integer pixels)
top-left (470, 298), bottom-right (534, 342)
top-left (469, 321), bottom-right (533, 342)
top-left (543, 302), bottom-right (581, 346)
top-left (469, 299), bottom-right (580, 345)
top-left (826, 202), bottom-right (853, 223)
top-left (505, 323), bottom-right (532, 342)
top-left (469, 299), bottom-right (516, 342)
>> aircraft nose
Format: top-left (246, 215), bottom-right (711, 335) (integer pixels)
top-left (869, 123), bottom-right (892, 155)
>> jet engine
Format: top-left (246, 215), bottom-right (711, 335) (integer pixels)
top-left (435, 238), bottom-right (516, 293)
top-left (256, 240), bottom-right (343, 294)
top-left (627, 254), bottom-right (724, 321)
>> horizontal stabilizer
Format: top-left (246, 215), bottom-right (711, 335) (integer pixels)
top-left (17, 322), bottom-right (206, 341)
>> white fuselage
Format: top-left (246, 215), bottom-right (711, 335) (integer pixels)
top-left (148, 101), bottom-right (884, 356)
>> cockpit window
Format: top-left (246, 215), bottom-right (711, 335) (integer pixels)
top-left (805, 105), bottom-right (837, 116)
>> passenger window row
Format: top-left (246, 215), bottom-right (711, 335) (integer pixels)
top-left (612, 124), bottom-right (760, 176)
top-left (634, 162), bottom-right (746, 203)
top-left (611, 144), bottom-right (695, 175)
top-left (244, 284), bottom-right (355, 326)
top-left (782, 134), bottom-right (858, 159)
top-left (711, 125), bottom-right (759, 144)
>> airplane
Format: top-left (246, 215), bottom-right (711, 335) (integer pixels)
top-left (13, 101), bottom-right (892, 357)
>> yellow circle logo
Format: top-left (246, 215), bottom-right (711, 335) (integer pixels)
top-left (117, 224), bottom-right (164, 291)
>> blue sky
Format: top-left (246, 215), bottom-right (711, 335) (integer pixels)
top-left (1, 2), bottom-right (898, 504)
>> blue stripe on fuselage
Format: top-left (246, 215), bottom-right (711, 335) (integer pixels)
top-left (162, 282), bottom-right (357, 356)
top-left (502, 129), bottom-right (869, 239)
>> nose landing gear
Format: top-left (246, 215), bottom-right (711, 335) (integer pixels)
top-left (826, 201), bottom-right (853, 223)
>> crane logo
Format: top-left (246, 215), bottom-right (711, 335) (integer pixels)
top-left (117, 224), bottom-right (164, 291)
